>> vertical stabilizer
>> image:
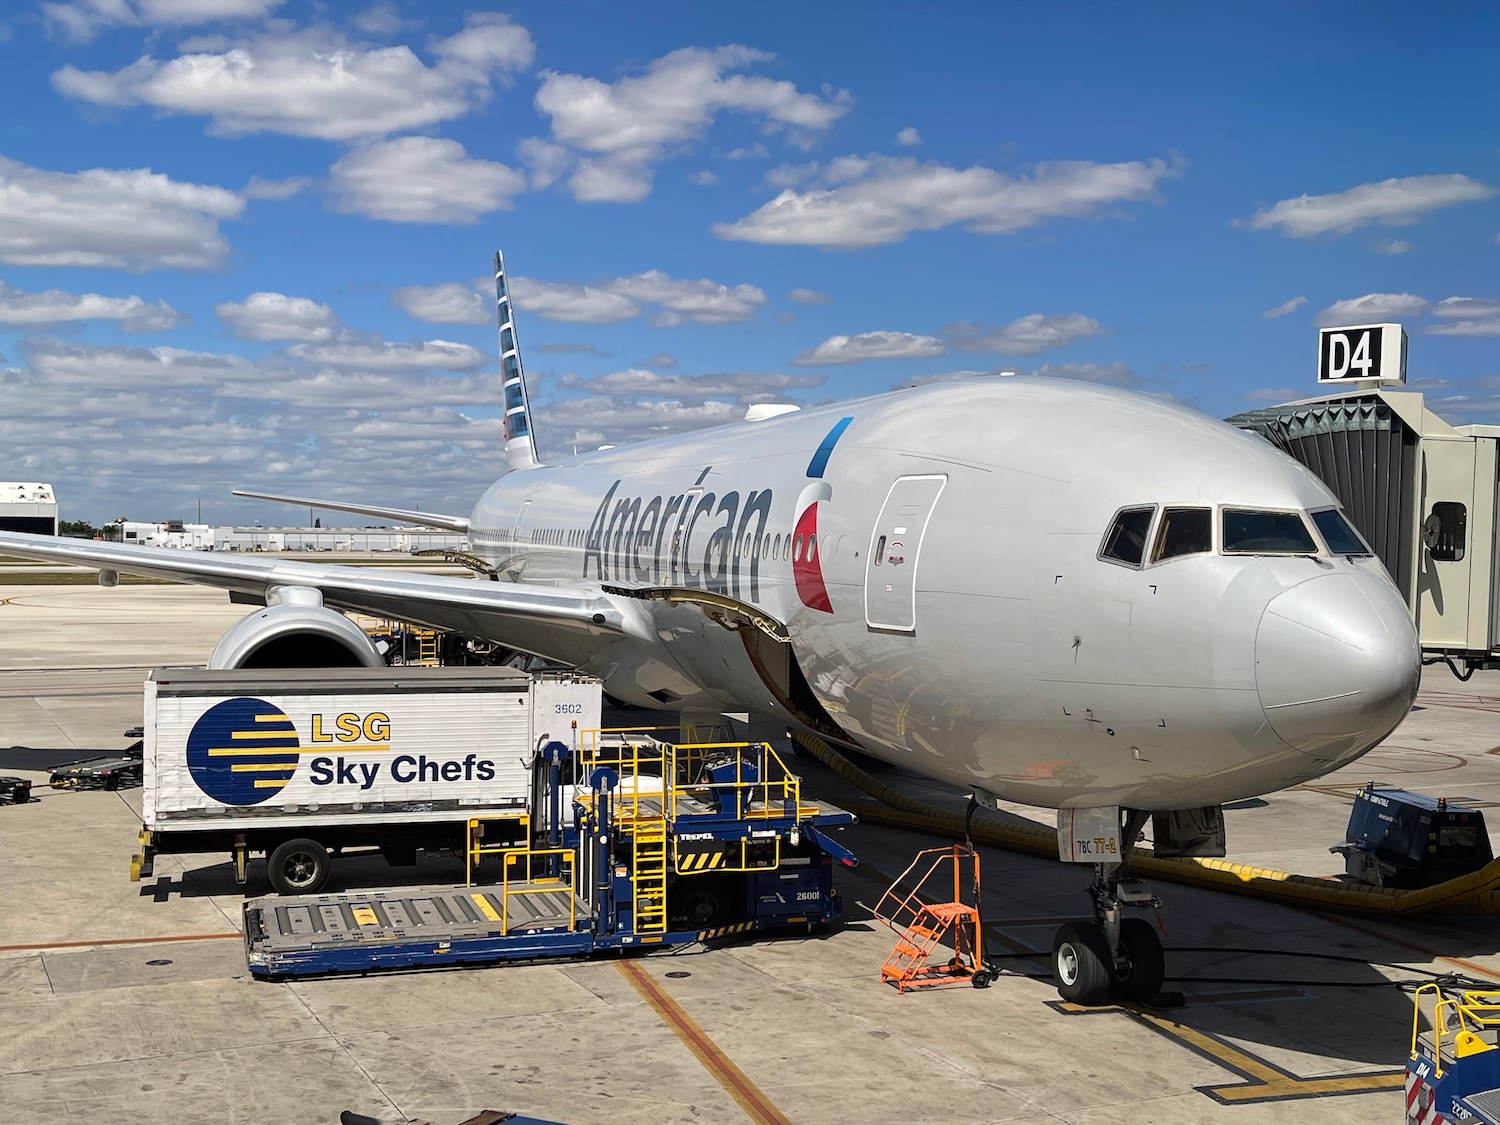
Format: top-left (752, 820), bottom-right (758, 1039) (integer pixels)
top-left (495, 250), bottom-right (541, 472)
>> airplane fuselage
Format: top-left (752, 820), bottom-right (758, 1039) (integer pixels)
top-left (467, 377), bottom-right (1420, 811)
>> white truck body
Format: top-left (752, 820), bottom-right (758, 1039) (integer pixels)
top-left (144, 667), bottom-right (601, 832)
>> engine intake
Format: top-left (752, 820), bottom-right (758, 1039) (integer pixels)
top-left (209, 587), bottom-right (384, 669)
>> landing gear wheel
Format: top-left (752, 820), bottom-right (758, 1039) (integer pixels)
top-left (1113, 917), bottom-right (1165, 1000)
top-left (267, 837), bottom-right (330, 895)
top-left (1052, 921), bottom-right (1112, 1005)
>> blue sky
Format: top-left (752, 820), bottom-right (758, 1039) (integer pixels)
top-left (0, 0), bottom-right (1496, 523)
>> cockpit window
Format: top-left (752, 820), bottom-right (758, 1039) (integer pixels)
top-left (1151, 508), bottom-right (1212, 562)
top-left (1311, 509), bottom-right (1371, 556)
top-left (1100, 506), bottom-right (1155, 567)
top-left (1222, 509), bottom-right (1317, 555)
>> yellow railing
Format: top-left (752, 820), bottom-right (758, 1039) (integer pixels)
top-left (667, 740), bottom-right (804, 823)
top-left (575, 729), bottom-right (808, 825)
top-left (1410, 983), bottom-right (1500, 1075)
top-left (466, 814), bottom-right (529, 884)
top-left (496, 847), bottom-right (578, 933)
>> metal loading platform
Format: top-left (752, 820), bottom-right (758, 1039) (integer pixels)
top-left (243, 731), bottom-right (857, 979)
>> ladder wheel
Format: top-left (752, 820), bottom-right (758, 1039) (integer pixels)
top-left (1052, 921), bottom-right (1111, 1005)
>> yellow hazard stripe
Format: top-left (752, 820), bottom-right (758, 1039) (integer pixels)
top-left (229, 763), bottom-right (299, 773)
top-left (351, 906), bottom-right (378, 926)
top-left (470, 893), bottom-right (501, 922)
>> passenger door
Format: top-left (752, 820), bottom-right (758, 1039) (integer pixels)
top-left (864, 475), bottom-right (946, 633)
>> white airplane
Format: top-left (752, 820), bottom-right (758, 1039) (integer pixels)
top-left (0, 252), bottom-right (1419, 1003)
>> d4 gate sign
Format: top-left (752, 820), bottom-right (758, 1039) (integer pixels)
top-left (1318, 323), bottom-right (1408, 385)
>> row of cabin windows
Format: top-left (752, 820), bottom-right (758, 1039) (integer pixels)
top-left (518, 526), bottom-right (829, 565)
top-left (1100, 505), bottom-right (1372, 567)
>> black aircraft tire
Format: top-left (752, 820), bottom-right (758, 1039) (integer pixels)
top-left (1114, 917), bottom-right (1166, 1000)
top-left (1052, 921), bottom-right (1112, 1005)
top-left (267, 838), bottom-right (331, 895)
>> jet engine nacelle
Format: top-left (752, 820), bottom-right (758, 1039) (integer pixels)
top-left (208, 586), bottom-right (385, 669)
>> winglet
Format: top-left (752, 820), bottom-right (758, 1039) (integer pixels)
top-left (496, 250), bottom-right (541, 472)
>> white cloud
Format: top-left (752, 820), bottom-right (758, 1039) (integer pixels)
top-left (352, 3), bottom-right (411, 35)
top-left (716, 154), bottom-right (1179, 249)
top-left (1432, 297), bottom-right (1500, 319)
top-left (243, 174), bottom-right (310, 200)
top-left (0, 155), bottom-right (242, 271)
top-left (389, 282), bottom-right (489, 326)
top-left (510, 270), bottom-right (766, 325)
top-left (6, 337), bottom-right (505, 521)
top-left (329, 137), bottom-right (525, 223)
top-left (561, 369), bottom-right (821, 399)
top-left (642, 353), bottom-right (676, 369)
top-left (688, 169), bottom-right (719, 186)
top-left (517, 138), bottom-right (572, 190)
top-left (945, 313), bottom-right (1103, 356)
top-left (727, 144), bottom-right (768, 161)
top-left (52, 16), bottom-right (534, 141)
top-left (792, 330), bottom-right (945, 365)
top-left (0, 279), bottom-right (185, 332)
top-left (1315, 293), bottom-right (1429, 327)
top-left (788, 288), bottom-right (831, 306)
top-left (1263, 296), bottom-right (1307, 318)
top-left (43, 0), bottom-right (282, 42)
top-left (284, 339), bottom-right (487, 371)
top-left (1375, 239), bottom-right (1411, 255)
top-left (1235, 386), bottom-right (1306, 403)
top-left (214, 292), bottom-right (342, 342)
top-left (530, 45), bottom-right (851, 203)
top-left (894, 126), bottom-right (921, 146)
top-left (763, 161), bottom-right (819, 188)
top-left (1241, 174), bottom-right (1496, 238)
top-left (1033, 362), bottom-right (1141, 388)
top-left (1427, 297), bottom-right (1500, 337)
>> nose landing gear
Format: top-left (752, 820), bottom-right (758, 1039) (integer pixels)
top-left (1051, 811), bottom-right (1166, 1005)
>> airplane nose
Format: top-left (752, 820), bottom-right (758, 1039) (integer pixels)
top-left (1255, 571), bottom-right (1420, 761)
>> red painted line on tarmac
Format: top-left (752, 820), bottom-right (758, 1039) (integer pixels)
top-left (617, 958), bottom-right (792, 1125)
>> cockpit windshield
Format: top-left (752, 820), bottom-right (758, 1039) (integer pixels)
top-left (1311, 509), bottom-right (1372, 556)
top-left (1222, 509), bottom-right (1317, 555)
top-left (1152, 508), bottom-right (1212, 561)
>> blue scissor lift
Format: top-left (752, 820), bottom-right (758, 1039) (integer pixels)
top-left (243, 732), bottom-right (857, 979)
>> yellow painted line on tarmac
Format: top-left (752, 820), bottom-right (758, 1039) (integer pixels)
top-left (617, 958), bottom-right (792, 1125)
top-left (0, 931), bottom-right (240, 953)
top-left (1051, 999), bottom-right (1404, 1103)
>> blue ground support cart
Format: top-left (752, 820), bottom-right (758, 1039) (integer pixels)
top-left (243, 732), bottom-right (857, 978)
top-left (1404, 984), bottom-right (1500, 1123)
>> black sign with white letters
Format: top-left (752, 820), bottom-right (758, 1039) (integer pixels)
top-left (1318, 324), bottom-right (1406, 384)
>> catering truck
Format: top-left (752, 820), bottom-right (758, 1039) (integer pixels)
top-left (132, 667), bottom-right (601, 894)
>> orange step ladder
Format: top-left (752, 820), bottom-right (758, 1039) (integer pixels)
top-left (873, 845), bottom-right (990, 992)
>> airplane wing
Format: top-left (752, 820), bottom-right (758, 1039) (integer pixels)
top-left (231, 490), bottom-right (470, 534)
top-left (0, 531), bottom-right (624, 660)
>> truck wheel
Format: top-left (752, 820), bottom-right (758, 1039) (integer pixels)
top-left (267, 838), bottom-right (330, 895)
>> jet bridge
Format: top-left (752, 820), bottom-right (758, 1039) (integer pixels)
top-left (1229, 388), bottom-right (1500, 673)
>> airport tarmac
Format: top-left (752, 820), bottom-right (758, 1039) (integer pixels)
top-left (4, 583), bottom-right (1500, 1124)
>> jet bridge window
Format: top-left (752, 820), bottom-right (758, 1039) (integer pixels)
top-left (1222, 509), bottom-right (1316, 555)
top-left (1311, 509), bottom-right (1371, 556)
top-left (1151, 507), bottom-right (1212, 562)
top-left (1426, 502), bottom-right (1467, 562)
top-left (1099, 506), bottom-right (1155, 567)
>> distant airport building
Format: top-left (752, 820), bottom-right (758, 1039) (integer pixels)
top-left (116, 520), bottom-right (465, 554)
top-left (0, 482), bottom-right (58, 536)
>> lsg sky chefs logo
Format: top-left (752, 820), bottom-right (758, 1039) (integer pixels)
top-left (185, 697), bottom-right (497, 805)
top-left (186, 697), bottom-right (302, 805)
